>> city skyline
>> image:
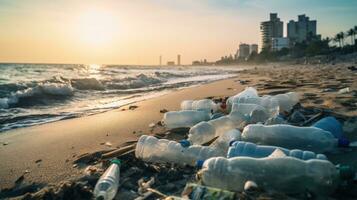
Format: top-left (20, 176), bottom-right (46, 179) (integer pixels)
top-left (0, 0), bottom-right (356, 65)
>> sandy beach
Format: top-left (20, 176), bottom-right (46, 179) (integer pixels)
top-left (1, 62), bottom-right (357, 198)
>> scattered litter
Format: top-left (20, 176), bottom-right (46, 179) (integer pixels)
top-left (160, 109), bottom-right (168, 113)
top-left (129, 105), bottom-right (139, 110)
top-left (338, 87), bottom-right (350, 94)
top-left (149, 123), bottom-right (156, 128)
top-left (35, 159), bottom-right (42, 164)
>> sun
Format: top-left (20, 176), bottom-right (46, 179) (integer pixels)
top-left (77, 10), bottom-right (118, 46)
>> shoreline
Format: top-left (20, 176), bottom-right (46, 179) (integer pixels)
top-left (1, 63), bottom-right (356, 197)
top-left (0, 76), bottom-right (247, 189)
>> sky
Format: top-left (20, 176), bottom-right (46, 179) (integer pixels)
top-left (0, 0), bottom-right (356, 65)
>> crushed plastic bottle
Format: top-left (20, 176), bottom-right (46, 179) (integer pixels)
top-left (181, 99), bottom-right (217, 113)
top-left (241, 124), bottom-right (346, 153)
top-left (231, 96), bottom-right (280, 116)
top-left (227, 88), bottom-right (298, 114)
top-left (210, 129), bottom-right (241, 153)
top-left (270, 92), bottom-right (299, 113)
top-left (94, 159), bottom-right (121, 200)
top-left (135, 135), bottom-right (224, 166)
top-left (228, 141), bottom-right (327, 160)
top-left (163, 110), bottom-right (210, 129)
top-left (187, 112), bottom-right (246, 145)
top-left (198, 157), bottom-right (339, 195)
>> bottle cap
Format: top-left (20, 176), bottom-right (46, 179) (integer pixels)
top-left (229, 140), bottom-right (239, 147)
top-left (179, 140), bottom-right (191, 147)
top-left (338, 165), bottom-right (355, 180)
top-left (338, 138), bottom-right (350, 147)
top-left (111, 159), bottom-right (121, 166)
top-left (196, 160), bottom-right (205, 169)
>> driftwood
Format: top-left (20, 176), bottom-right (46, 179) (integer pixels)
top-left (101, 144), bottom-right (136, 160)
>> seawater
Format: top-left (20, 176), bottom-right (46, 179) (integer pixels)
top-left (0, 63), bottom-right (243, 132)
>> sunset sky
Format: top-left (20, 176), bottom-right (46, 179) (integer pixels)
top-left (0, 0), bottom-right (356, 65)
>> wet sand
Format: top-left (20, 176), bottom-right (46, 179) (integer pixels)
top-left (1, 62), bottom-right (356, 194)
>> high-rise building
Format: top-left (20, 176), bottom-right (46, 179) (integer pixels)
top-left (159, 55), bottom-right (162, 66)
top-left (177, 54), bottom-right (181, 66)
top-left (250, 44), bottom-right (258, 54)
top-left (287, 14), bottom-right (317, 43)
top-left (260, 13), bottom-right (283, 51)
top-left (271, 37), bottom-right (290, 51)
top-left (238, 43), bottom-right (250, 59)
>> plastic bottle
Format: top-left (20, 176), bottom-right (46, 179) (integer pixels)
top-left (163, 110), bottom-right (210, 129)
top-left (227, 141), bottom-right (327, 160)
top-left (94, 159), bottom-right (121, 200)
top-left (241, 124), bottom-right (347, 153)
top-left (312, 117), bottom-right (343, 139)
top-left (231, 96), bottom-right (280, 116)
top-left (271, 92), bottom-right (299, 113)
top-left (135, 135), bottom-right (224, 166)
top-left (226, 87), bottom-right (259, 112)
top-left (187, 112), bottom-right (246, 145)
top-left (198, 157), bottom-right (339, 195)
top-left (181, 100), bottom-right (194, 110)
top-left (210, 129), bottom-right (241, 154)
top-left (181, 99), bottom-right (217, 113)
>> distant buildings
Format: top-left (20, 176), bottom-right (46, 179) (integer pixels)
top-left (260, 13), bottom-right (319, 52)
top-left (159, 55), bottom-right (162, 66)
top-left (238, 43), bottom-right (250, 59)
top-left (167, 61), bottom-right (175, 65)
top-left (250, 44), bottom-right (258, 54)
top-left (177, 54), bottom-right (181, 66)
top-left (260, 13), bottom-right (283, 51)
top-left (287, 14), bottom-right (317, 43)
top-left (271, 37), bottom-right (290, 51)
top-left (234, 43), bottom-right (258, 60)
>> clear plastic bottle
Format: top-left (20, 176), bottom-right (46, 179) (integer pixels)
top-left (227, 89), bottom-right (298, 114)
top-left (211, 129), bottom-right (241, 154)
top-left (94, 159), bottom-right (121, 200)
top-left (180, 99), bottom-right (217, 113)
top-left (163, 110), bottom-right (210, 129)
top-left (271, 92), bottom-right (299, 113)
top-left (181, 100), bottom-right (194, 110)
top-left (198, 157), bottom-right (339, 195)
top-left (241, 124), bottom-right (339, 153)
top-left (227, 141), bottom-right (327, 160)
top-left (135, 135), bottom-right (224, 166)
top-left (187, 112), bottom-right (246, 145)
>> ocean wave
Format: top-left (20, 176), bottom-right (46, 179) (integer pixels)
top-left (70, 78), bottom-right (105, 90)
top-left (0, 83), bottom-right (74, 109)
top-left (106, 73), bottom-right (163, 90)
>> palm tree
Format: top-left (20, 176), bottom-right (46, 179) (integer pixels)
top-left (339, 32), bottom-right (345, 47)
top-left (347, 28), bottom-right (355, 45)
top-left (334, 33), bottom-right (342, 47)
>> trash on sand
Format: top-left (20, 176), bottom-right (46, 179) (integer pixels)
top-left (163, 110), bottom-right (210, 129)
top-left (338, 87), bottom-right (350, 94)
top-left (135, 135), bottom-right (224, 166)
top-left (228, 141), bottom-right (327, 160)
top-left (241, 124), bottom-right (347, 153)
top-left (181, 183), bottom-right (235, 200)
top-left (197, 156), bottom-right (341, 196)
top-left (94, 159), bottom-right (121, 200)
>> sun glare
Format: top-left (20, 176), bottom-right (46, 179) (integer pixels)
top-left (77, 10), bottom-right (118, 46)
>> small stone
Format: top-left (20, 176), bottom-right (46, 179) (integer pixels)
top-left (129, 105), bottom-right (138, 110)
top-left (35, 159), bottom-right (42, 163)
top-left (149, 123), bottom-right (156, 128)
top-left (160, 109), bottom-right (168, 113)
top-left (244, 180), bottom-right (258, 193)
top-left (104, 142), bottom-right (112, 147)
